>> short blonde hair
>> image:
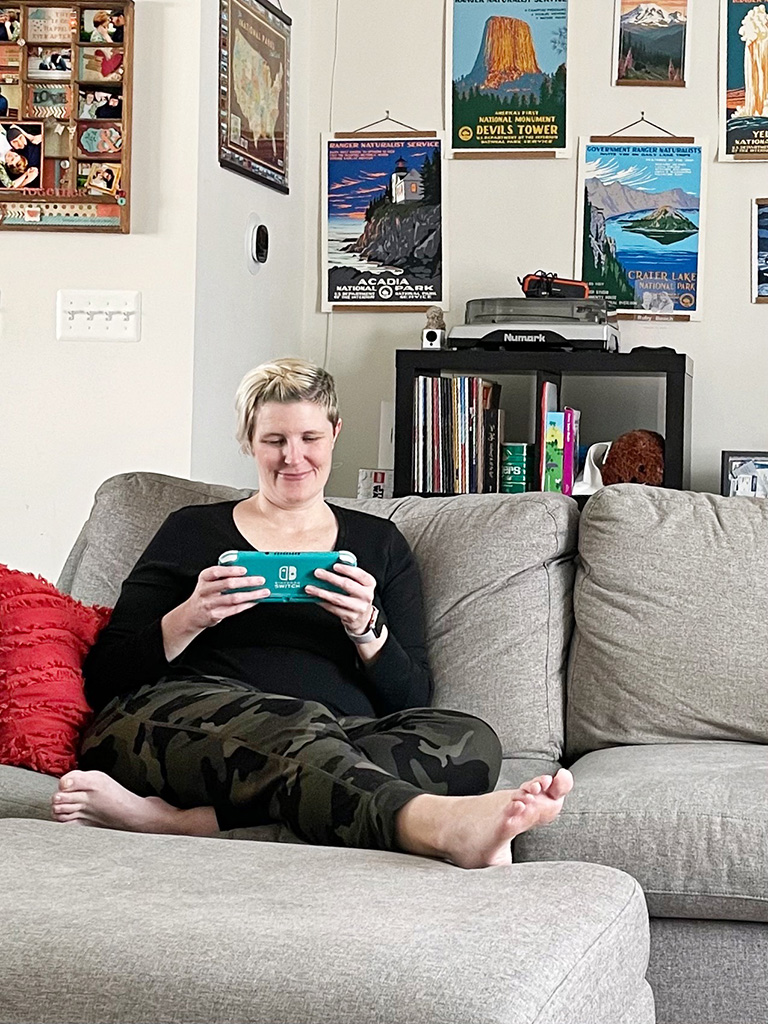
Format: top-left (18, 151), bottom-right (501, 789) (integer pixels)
top-left (235, 357), bottom-right (339, 453)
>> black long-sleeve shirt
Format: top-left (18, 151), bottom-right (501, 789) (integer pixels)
top-left (83, 501), bottom-right (433, 718)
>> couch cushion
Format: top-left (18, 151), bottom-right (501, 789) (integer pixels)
top-left (57, 472), bottom-right (253, 606)
top-left (514, 742), bottom-right (768, 923)
top-left (58, 473), bottom-right (579, 761)
top-left (567, 485), bottom-right (768, 759)
top-left (345, 492), bottom-right (578, 760)
top-left (0, 818), bottom-right (652, 1024)
top-left (0, 762), bottom-right (58, 819)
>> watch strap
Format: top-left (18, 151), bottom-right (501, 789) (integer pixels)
top-left (345, 606), bottom-right (385, 645)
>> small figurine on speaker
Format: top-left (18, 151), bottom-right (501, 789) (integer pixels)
top-left (422, 306), bottom-right (446, 350)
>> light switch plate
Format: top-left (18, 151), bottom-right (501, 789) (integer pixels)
top-left (56, 289), bottom-right (142, 341)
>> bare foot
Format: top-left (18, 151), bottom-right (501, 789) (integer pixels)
top-left (395, 768), bottom-right (573, 869)
top-left (50, 770), bottom-right (218, 837)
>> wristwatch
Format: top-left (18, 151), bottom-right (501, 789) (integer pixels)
top-left (345, 606), bottom-right (386, 645)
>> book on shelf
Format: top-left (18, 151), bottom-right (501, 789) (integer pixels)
top-left (537, 380), bottom-right (559, 489)
top-left (542, 410), bottom-right (565, 492)
top-left (562, 406), bottom-right (581, 497)
top-left (483, 408), bottom-right (505, 493)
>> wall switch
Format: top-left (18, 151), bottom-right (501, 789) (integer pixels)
top-left (56, 290), bottom-right (142, 342)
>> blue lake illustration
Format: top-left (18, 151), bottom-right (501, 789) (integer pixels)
top-left (607, 209), bottom-right (700, 278)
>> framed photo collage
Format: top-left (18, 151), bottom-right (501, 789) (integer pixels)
top-left (0, 1), bottom-right (132, 231)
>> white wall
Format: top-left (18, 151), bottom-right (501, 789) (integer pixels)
top-left (191, 0), bottom-right (310, 490)
top-left (0, 0), bottom-right (201, 581)
top-left (301, 0), bottom-right (768, 499)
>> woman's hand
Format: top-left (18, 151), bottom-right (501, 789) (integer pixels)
top-left (306, 563), bottom-right (380, 636)
top-left (184, 565), bottom-right (271, 629)
top-left (161, 566), bottom-right (270, 662)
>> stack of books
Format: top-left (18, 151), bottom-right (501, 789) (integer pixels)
top-left (412, 374), bottom-right (504, 494)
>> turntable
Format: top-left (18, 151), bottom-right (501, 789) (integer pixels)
top-left (447, 298), bottom-right (620, 353)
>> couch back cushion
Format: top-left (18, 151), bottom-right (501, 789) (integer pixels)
top-left (59, 473), bottom-right (579, 760)
top-left (567, 484), bottom-right (768, 760)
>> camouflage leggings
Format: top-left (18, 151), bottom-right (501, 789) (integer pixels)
top-left (79, 676), bottom-right (502, 851)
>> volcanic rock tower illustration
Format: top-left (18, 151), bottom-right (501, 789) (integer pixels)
top-left (460, 16), bottom-right (541, 92)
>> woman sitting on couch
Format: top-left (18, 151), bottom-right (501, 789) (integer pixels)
top-left (51, 357), bottom-right (572, 868)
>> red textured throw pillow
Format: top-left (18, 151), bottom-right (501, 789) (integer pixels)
top-left (0, 565), bottom-right (112, 776)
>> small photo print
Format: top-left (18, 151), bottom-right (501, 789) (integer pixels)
top-left (0, 8), bottom-right (20, 42)
top-left (0, 81), bottom-right (21, 117)
top-left (85, 160), bottom-right (120, 194)
top-left (27, 82), bottom-right (71, 117)
top-left (80, 8), bottom-right (125, 43)
top-left (79, 46), bottom-right (123, 82)
top-left (27, 46), bottom-right (72, 79)
top-left (0, 119), bottom-right (44, 190)
top-left (77, 84), bottom-right (122, 119)
top-left (77, 121), bottom-right (121, 155)
top-left (722, 452), bottom-right (768, 497)
top-left (27, 7), bottom-right (74, 43)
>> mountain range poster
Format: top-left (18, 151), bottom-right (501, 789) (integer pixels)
top-left (576, 140), bottom-right (705, 317)
top-left (720, 0), bottom-right (768, 158)
top-left (613, 1), bottom-right (688, 86)
top-left (321, 136), bottom-right (445, 310)
top-left (448, 0), bottom-right (568, 153)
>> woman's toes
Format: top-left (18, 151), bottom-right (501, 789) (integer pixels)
top-left (58, 770), bottom-right (83, 791)
top-left (521, 780), bottom-right (542, 795)
top-left (550, 769), bottom-right (574, 798)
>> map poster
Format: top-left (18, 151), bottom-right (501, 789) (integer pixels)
top-left (576, 139), bottom-right (705, 318)
top-left (218, 0), bottom-right (290, 193)
top-left (720, 0), bottom-right (768, 159)
top-left (613, 0), bottom-right (688, 86)
top-left (447, 0), bottom-right (568, 154)
top-left (322, 136), bottom-right (445, 311)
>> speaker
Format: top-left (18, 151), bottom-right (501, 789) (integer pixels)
top-left (421, 328), bottom-right (445, 350)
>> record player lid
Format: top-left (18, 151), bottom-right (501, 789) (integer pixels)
top-left (465, 297), bottom-right (610, 325)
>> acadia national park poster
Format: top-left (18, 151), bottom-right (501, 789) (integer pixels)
top-left (322, 136), bottom-right (444, 310)
top-left (449, 0), bottom-right (568, 153)
top-left (577, 140), bottom-right (704, 317)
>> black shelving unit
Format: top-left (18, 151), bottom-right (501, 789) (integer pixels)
top-left (394, 346), bottom-right (693, 498)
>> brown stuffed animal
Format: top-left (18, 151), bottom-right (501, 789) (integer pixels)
top-left (601, 429), bottom-right (665, 486)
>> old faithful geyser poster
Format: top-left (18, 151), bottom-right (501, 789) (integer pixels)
top-left (720, 0), bottom-right (768, 159)
top-left (448, 0), bottom-right (568, 153)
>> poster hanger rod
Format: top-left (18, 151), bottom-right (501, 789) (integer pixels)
top-left (347, 110), bottom-right (430, 135)
top-left (606, 111), bottom-right (678, 138)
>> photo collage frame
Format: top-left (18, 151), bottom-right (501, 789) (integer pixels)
top-left (0, 1), bottom-right (131, 231)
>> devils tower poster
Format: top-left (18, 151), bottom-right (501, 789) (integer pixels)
top-left (449, 0), bottom-right (568, 153)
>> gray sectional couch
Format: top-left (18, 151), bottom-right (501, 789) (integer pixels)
top-left (1, 472), bottom-right (766, 1024)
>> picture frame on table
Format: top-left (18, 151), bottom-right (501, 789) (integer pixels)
top-left (218, 0), bottom-right (290, 194)
top-left (721, 450), bottom-right (768, 497)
